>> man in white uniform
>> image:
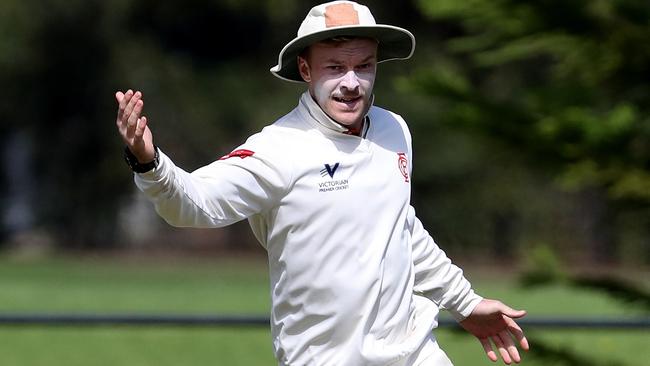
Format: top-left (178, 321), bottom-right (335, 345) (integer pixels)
top-left (115, 1), bottom-right (529, 365)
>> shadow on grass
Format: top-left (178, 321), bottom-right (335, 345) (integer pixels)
top-left (447, 327), bottom-right (625, 366)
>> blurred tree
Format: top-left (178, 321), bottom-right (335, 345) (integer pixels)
top-left (402, 0), bottom-right (650, 263)
top-left (3, 0), bottom-right (644, 264)
top-left (0, 0), bottom-right (426, 250)
top-left (1, 0), bottom-right (122, 249)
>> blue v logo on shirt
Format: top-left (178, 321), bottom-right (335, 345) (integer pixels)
top-left (320, 163), bottom-right (340, 178)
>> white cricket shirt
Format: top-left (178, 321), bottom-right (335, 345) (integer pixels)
top-left (135, 92), bottom-right (482, 365)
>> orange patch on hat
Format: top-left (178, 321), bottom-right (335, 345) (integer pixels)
top-left (325, 3), bottom-right (359, 28)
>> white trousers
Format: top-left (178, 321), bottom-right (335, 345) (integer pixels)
top-left (406, 334), bottom-right (454, 366)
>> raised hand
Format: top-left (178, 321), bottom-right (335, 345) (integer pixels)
top-left (460, 299), bottom-right (529, 364)
top-left (115, 89), bottom-right (155, 163)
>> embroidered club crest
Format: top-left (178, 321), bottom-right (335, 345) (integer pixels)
top-left (397, 152), bottom-right (409, 182)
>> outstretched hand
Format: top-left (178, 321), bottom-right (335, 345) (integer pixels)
top-left (460, 299), bottom-right (529, 364)
top-left (115, 89), bottom-right (155, 163)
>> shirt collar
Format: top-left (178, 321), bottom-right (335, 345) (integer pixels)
top-left (299, 91), bottom-right (373, 137)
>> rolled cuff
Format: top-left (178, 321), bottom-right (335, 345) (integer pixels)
top-left (447, 292), bottom-right (483, 322)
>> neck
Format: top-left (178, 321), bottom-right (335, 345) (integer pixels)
top-left (300, 92), bottom-right (369, 136)
top-left (308, 93), bottom-right (365, 134)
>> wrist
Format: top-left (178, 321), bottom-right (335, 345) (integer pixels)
top-left (124, 146), bottom-right (159, 173)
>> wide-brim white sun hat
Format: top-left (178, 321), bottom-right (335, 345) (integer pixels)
top-left (270, 1), bottom-right (416, 83)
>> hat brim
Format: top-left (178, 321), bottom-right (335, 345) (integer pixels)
top-left (270, 25), bottom-right (415, 83)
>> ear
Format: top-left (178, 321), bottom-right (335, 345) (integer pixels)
top-left (298, 56), bottom-right (311, 82)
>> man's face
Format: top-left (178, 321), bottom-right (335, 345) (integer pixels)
top-left (298, 38), bottom-right (378, 131)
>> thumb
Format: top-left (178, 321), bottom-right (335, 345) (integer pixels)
top-left (500, 304), bottom-right (527, 319)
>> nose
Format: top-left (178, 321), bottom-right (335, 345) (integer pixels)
top-left (340, 70), bottom-right (360, 93)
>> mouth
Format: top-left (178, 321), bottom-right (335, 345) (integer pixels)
top-left (332, 95), bottom-right (362, 109)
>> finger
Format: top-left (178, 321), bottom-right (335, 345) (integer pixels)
top-left (126, 99), bottom-right (144, 140)
top-left (519, 336), bottom-right (529, 352)
top-left (506, 318), bottom-right (529, 351)
top-left (479, 338), bottom-right (498, 362)
top-left (499, 330), bottom-right (520, 363)
top-left (135, 116), bottom-right (147, 140)
top-left (124, 91), bottom-right (141, 117)
top-left (125, 99), bottom-right (144, 142)
top-left (491, 335), bottom-right (512, 365)
top-left (115, 91), bottom-right (125, 126)
top-left (117, 89), bottom-right (134, 126)
top-left (119, 89), bottom-right (133, 111)
top-left (123, 91), bottom-right (141, 125)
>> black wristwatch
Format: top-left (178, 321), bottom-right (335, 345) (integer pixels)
top-left (124, 146), bottom-right (159, 173)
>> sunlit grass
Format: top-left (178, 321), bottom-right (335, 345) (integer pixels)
top-left (0, 255), bottom-right (646, 365)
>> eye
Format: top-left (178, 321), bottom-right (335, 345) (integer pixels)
top-left (326, 65), bottom-right (344, 71)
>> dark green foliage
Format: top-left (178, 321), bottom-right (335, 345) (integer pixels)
top-left (414, 0), bottom-right (650, 200)
top-left (0, 0), bottom-right (310, 248)
top-left (404, 0), bottom-right (650, 263)
top-left (0, 0), bottom-right (648, 261)
top-left (519, 244), bottom-right (567, 286)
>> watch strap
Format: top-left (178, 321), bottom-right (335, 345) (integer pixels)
top-left (124, 146), bottom-right (159, 173)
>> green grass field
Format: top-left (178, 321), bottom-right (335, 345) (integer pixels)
top-left (0, 255), bottom-right (647, 366)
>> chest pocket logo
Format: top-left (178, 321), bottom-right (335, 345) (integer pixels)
top-left (320, 163), bottom-right (340, 178)
top-left (318, 162), bottom-right (349, 192)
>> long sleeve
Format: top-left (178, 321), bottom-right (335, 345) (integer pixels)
top-left (133, 147), bottom-right (290, 228)
top-left (407, 206), bottom-right (483, 321)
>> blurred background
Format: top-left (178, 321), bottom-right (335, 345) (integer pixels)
top-left (0, 0), bottom-right (648, 365)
